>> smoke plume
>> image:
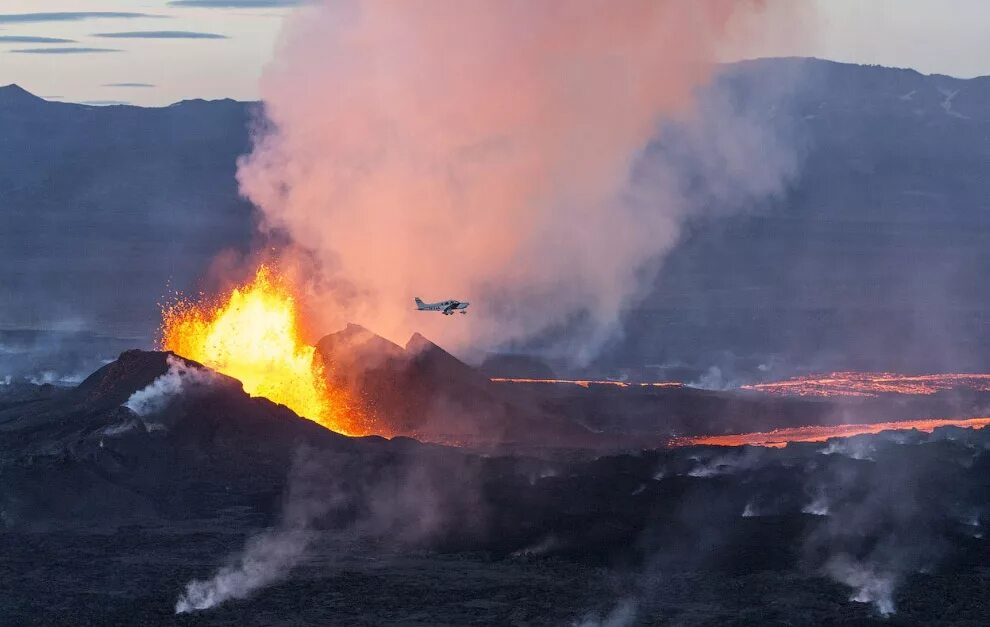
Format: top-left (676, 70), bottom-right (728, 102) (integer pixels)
top-left (238, 0), bottom-right (807, 363)
top-left (124, 355), bottom-right (220, 417)
top-left (176, 447), bottom-right (337, 613)
top-left (176, 443), bottom-right (485, 612)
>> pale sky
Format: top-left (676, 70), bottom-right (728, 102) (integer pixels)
top-left (1, 1), bottom-right (989, 107)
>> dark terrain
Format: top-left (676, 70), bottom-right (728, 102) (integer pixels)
top-left (4, 350), bottom-right (990, 624)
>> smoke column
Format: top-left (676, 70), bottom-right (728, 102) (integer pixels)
top-left (239, 0), bottom-right (807, 362)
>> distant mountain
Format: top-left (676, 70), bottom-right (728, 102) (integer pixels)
top-left (607, 58), bottom-right (990, 376)
top-left (0, 85), bottom-right (257, 339)
top-left (3, 57), bottom-right (990, 376)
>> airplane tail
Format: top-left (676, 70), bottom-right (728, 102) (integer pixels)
top-left (414, 297), bottom-right (424, 309)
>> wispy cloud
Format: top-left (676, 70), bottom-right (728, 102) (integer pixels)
top-left (0, 36), bottom-right (76, 44)
top-left (94, 31), bottom-right (227, 40)
top-left (0, 13), bottom-right (163, 24)
top-left (10, 47), bottom-right (122, 54)
top-left (80, 100), bottom-right (130, 106)
top-left (168, 0), bottom-right (301, 7)
top-left (103, 83), bottom-right (156, 88)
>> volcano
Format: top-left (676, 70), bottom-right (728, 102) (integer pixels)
top-left (315, 324), bottom-right (595, 446)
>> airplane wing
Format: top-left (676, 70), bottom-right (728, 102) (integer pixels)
top-left (442, 302), bottom-right (458, 315)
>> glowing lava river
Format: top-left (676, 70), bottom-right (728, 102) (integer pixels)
top-left (741, 372), bottom-right (990, 397)
top-left (678, 417), bottom-right (990, 448)
top-left (490, 377), bottom-right (683, 389)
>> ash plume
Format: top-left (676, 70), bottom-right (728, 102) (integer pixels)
top-left (238, 0), bottom-right (810, 364)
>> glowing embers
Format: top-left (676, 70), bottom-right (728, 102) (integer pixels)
top-left (743, 372), bottom-right (990, 398)
top-left (679, 417), bottom-right (990, 449)
top-left (490, 377), bottom-right (683, 389)
top-left (160, 265), bottom-right (367, 436)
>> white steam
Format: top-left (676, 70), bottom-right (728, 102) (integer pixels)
top-left (238, 0), bottom-right (808, 363)
top-left (176, 448), bottom-right (336, 614)
top-left (124, 355), bottom-right (219, 417)
top-left (825, 555), bottom-right (897, 617)
top-left (801, 487), bottom-right (829, 516)
top-left (574, 599), bottom-right (638, 627)
top-left (176, 529), bottom-right (313, 614)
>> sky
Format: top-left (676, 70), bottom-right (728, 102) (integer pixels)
top-left (0, 0), bottom-right (294, 105)
top-left (1, 1), bottom-right (990, 106)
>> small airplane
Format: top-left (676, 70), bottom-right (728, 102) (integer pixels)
top-left (415, 297), bottom-right (470, 315)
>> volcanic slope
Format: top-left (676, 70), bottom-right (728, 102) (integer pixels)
top-left (5, 351), bottom-right (990, 623)
top-left (315, 324), bottom-right (600, 447)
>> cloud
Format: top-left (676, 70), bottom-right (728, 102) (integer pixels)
top-left (94, 31), bottom-right (227, 40)
top-left (80, 100), bottom-right (131, 106)
top-left (103, 83), bottom-right (155, 88)
top-left (168, 0), bottom-right (302, 7)
top-left (238, 0), bottom-right (808, 365)
top-left (0, 36), bottom-right (76, 43)
top-left (0, 13), bottom-right (163, 24)
top-left (10, 47), bottom-right (121, 54)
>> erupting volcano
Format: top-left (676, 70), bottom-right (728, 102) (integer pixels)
top-left (159, 265), bottom-right (368, 436)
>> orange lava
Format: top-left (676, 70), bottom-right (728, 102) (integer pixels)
top-left (678, 416), bottom-right (990, 448)
top-left (742, 372), bottom-right (990, 398)
top-left (490, 377), bottom-right (683, 389)
top-left (159, 265), bottom-right (368, 436)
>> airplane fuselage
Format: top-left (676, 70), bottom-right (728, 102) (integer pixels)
top-left (415, 297), bottom-right (470, 315)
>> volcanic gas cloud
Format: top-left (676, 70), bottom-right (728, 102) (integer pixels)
top-left (236, 0), bottom-right (807, 363)
top-left (158, 0), bottom-right (807, 437)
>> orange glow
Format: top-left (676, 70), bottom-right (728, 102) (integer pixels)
top-left (159, 265), bottom-right (368, 436)
top-left (678, 417), bottom-right (990, 449)
top-left (743, 372), bottom-right (990, 398)
top-left (490, 377), bottom-right (683, 389)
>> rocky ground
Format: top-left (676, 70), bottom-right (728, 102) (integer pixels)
top-left (4, 351), bottom-right (990, 625)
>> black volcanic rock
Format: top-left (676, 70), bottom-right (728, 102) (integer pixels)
top-left (7, 350), bottom-right (990, 623)
top-left (70, 349), bottom-right (233, 411)
top-left (316, 325), bottom-right (594, 446)
top-left (0, 349), bottom-right (359, 529)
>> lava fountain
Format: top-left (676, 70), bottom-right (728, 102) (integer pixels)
top-left (159, 265), bottom-right (369, 436)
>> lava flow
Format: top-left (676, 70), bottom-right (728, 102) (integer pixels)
top-left (743, 372), bottom-right (990, 397)
top-left (490, 377), bottom-right (683, 389)
top-left (680, 416), bottom-right (990, 448)
top-left (159, 265), bottom-right (368, 436)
